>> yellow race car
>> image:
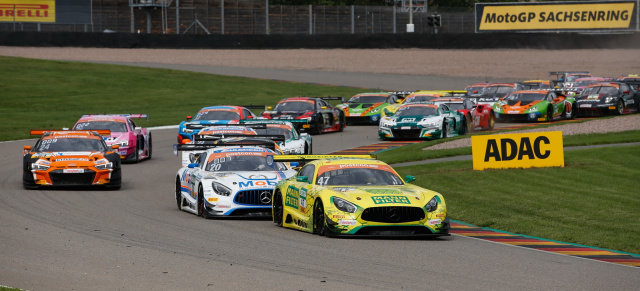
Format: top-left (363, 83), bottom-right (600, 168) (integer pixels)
top-left (270, 155), bottom-right (450, 237)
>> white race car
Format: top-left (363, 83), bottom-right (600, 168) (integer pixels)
top-left (241, 120), bottom-right (313, 154)
top-left (174, 142), bottom-right (297, 218)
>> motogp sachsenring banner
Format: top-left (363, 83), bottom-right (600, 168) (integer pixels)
top-left (475, 0), bottom-right (639, 33)
top-left (0, 0), bottom-right (55, 23)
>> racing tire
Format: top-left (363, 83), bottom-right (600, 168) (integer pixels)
top-left (313, 115), bottom-right (324, 135)
top-left (459, 116), bottom-right (468, 136)
top-left (488, 113), bottom-right (495, 130)
top-left (546, 107), bottom-right (553, 122)
top-left (197, 185), bottom-right (206, 218)
top-left (614, 99), bottom-right (624, 115)
top-left (304, 143), bottom-right (312, 155)
top-left (567, 103), bottom-right (577, 120)
top-left (313, 200), bottom-right (328, 236)
top-left (147, 134), bottom-right (152, 160)
top-left (338, 112), bottom-right (345, 132)
top-left (175, 178), bottom-right (182, 210)
top-left (465, 114), bottom-right (473, 133)
top-left (441, 122), bottom-right (447, 139)
top-left (272, 191), bottom-right (284, 227)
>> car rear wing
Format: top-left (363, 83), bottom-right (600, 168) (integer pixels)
top-left (314, 96), bottom-right (345, 103)
top-left (30, 129), bottom-right (111, 136)
top-left (241, 105), bottom-right (268, 110)
top-left (272, 154), bottom-right (377, 166)
top-left (81, 114), bottom-right (149, 120)
top-left (434, 90), bottom-right (467, 97)
top-left (240, 120), bottom-right (295, 126)
top-left (174, 137), bottom-right (284, 166)
top-left (192, 134), bottom-right (286, 144)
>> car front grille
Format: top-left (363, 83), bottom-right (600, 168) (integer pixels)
top-left (361, 206), bottom-right (425, 223)
top-left (234, 189), bottom-right (273, 206)
top-left (497, 113), bottom-right (532, 122)
top-left (49, 170), bottom-right (96, 185)
top-left (391, 129), bottom-right (421, 139)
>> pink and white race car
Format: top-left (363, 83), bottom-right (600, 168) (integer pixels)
top-left (73, 114), bottom-right (152, 163)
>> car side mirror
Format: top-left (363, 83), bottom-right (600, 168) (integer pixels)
top-left (623, 90), bottom-right (630, 94)
top-left (290, 162), bottom-right (300, 168)
top-left (186, 115), bottom-right (192, 121)
top-left (111, 144), bottom-right (120, 150)
top-left (134, 126), bottom-right (142, 133)
top-left (23, 146), bottom-right (32, 155)
top-left (188, 163), bottom-right (199, 169)
top-left (321, 106), bottom-right (327, 109)
top-left (405, 175), bottom-right (415, 183)
top-left (296, 176), bottom-right (310, 183)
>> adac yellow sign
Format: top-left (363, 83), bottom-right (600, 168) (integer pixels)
top-left (472, 131), bottom-right (564, 170)
top-left (0, 0), bottom-right (55, 23)
top-left (477, 1), bottom-right (636, 31)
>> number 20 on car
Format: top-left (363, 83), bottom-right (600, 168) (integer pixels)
top-left (471, 131), bottom-right (564, 170)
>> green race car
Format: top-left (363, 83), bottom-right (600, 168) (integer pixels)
top-left (271, 155), bottom-right (450, 237)
top-left (337, 92), bottom-right (403, 124)
top-left (378, 102), bottom-right (467, 140)
top-left (493, 90), bottom-right (577, 122)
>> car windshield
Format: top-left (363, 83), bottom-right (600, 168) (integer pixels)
top-left (348, 96), bottom-right (388, 103)
top-left (437, 102), bottom-right (466, 111)
top-left (405, 96), bottom-right (438, 103)
top-left (274, 101), bottom-right (314, 111)
top-left (253, 127), bottom-right (294, 140)
top-left (566, 74), bottom-right (590, 82)
top-left (583, 86), bottom-right (619, 95)
top-left (316, 167), bottom-right (404, 186)
top-left (396, 106), bottom-right (437, 116)
top-left (35, 137), bottom-right (107, 152)
top-left (520, 83), bottom-right (543, 90)
top-left (466, 87), bottom-right (485, 95)
top-left (206, 153), bottom-right (288, 172)
top-left (73, 121), bottom-right (128, 132)
top-left (575, 80), bottom-right (601, 87)
top-left (504, 93), bottom-right (546, 102)
top-left (193, 110), bottom-right (240, 121)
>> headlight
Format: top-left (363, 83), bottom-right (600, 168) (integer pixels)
top-left (95, 162), bottom-right (113, 170)
top-left (605, 97), bottom-right (614, 103)
top-left (301, 116), bottom-right (313, 121)
top-left (118, 140), bottom-right (129, 147)
top-left (420, 121), bottom-right (439, 128)
top-left (212, 182), bottom-right (232, 196)
top-left (333, 197), bottom-right (357, 213)
top-left (425, 196), bottom-right (438, 212)
top-left (370, 108), bottom-right (381, 114)
top-left (31, 163), bottom-right (50, 171)
top-left (527, 107), bottom-right (539, 113)
top-left (182, 128), bottom-right (193, 133)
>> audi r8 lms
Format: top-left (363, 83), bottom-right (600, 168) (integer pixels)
top-left (260, 97), bottom-right (345, 134)
top-left (575, 82), bottom-right (639, 117)
top-left (431, 97), bottom-right (494, 131)
top-left (493, 90), bottom-right (576, 122)
top-left (550, 71), bottom-right (591, 89)
top-left (566, 77), bottom-right (612, 96)
top-left (379, 103), bottom-right (466, 140)
top-left (518, 80), bottom-right (553, 90)
top-left (174, 144), bottom-right (297, 218)
top-left (178, 105), bottom-right (258, 144)
top-left (73, 114), bottom-right (152, 163)
top-left (23, 130), bottom-right (122, 189)
top-left (336, 92), bottom-right (403, 124)
top-left (271, 156), bottom-right (450, 237)
top-left (465, 83), bottom-right (488, 96)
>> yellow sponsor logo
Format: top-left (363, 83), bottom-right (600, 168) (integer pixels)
top-left (0, 0), bottom-right (55, 23)
top-left (472, 131), bottom-right (564, 170)
top-left (478, 2), bottom-right (635, 31)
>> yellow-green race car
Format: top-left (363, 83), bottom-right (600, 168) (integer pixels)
top-left (270, 155), bottom-right (450, 237)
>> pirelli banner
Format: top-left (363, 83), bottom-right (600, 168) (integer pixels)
top-left (475, 1), bottom-right (639, 33)
top-left (0, 0), bottom-right (91, 24)
top-left (472, 131), bottom-right (564, 171)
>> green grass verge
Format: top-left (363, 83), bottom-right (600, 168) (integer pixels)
top-left (394, 145), bottom-right (640, 254)
top-left (378, 130), bottom-right (640, 164)
top-left (0, 56), bottom-right (371, 141)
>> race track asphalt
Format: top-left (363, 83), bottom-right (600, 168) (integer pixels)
top-left (0, 65), bottom-right (638, 291)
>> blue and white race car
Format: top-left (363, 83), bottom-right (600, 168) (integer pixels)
top-left (174, 143), bottom-right (296, 218)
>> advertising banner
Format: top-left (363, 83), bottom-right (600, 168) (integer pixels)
top-left (0, 0), bottom-right (55, 23)
top-left (475, 0), bottom-right (638, 32)
top-left (472, 131), bottom-right (564, 170)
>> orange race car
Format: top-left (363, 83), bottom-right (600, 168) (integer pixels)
top-left (23, 130), bottom-right (122, 189)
